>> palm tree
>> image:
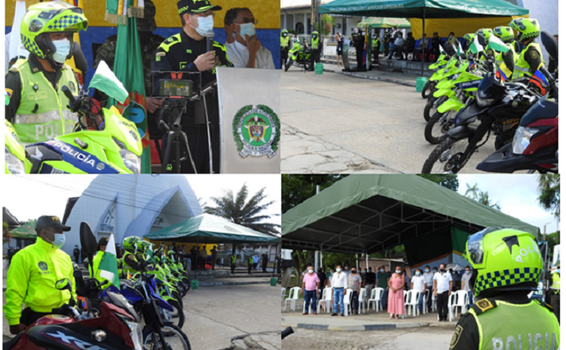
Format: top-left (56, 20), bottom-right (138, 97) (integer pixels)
top-left (465, 183), bottom-right (480, 200)
top-left (478, 191), bottom-right (501, 211)
top-left (204, 184), bottom-right (280, 235)
top-left (537, 174), bottom-right (560, 220)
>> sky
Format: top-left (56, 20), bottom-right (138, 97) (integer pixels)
top-left (1, 174), bottom-right (282, 227)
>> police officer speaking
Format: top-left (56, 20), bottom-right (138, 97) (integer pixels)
top-left (5, 2), bottom-right (88, 145)
top-left (449, 227), bottom-right (560, 350)
top-left (4, 216), bottom-right (76, 334)
top-left (152, 0), bottom-right (233, 174)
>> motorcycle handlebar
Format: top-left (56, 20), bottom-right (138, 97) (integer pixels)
top-left (61, 86), bottom-right (77, 106)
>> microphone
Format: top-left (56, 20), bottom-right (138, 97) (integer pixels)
top-left (206, 33), bottom-right (214, 52)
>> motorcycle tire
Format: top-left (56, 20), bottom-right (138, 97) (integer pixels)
top-left (424, 111), bottom-right (454, 145)
top-left (421, 137), bottom-right (471, 174)
top-left (143, 324), bottom-right (191, 350)
top-left (285, 59), bottom-right (293, 72)
top-left (167, 299), bottom-right (185, 329)
top-left (423, 95), bottom-right (447, 122)
top-left (421, 80), bottom-right (435, 99)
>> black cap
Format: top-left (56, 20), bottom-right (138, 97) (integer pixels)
top-left (177, 0), bottom-right (221, 16)
top-left (98, 237), bottom-right (109, 247)
top-left (36, 216), bottom-right (71, 232)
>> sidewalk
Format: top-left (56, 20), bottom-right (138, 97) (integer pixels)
top-left (199, 277), bottom-right (274, 286)
top-left (281, 308), bottom-right (458, 332)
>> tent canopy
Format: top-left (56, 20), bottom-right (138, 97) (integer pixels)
top-left (282, 175), bottom-right (539, 254)
top-left (145, 214), bottom-right (280, 244)
top-left (358, 17), bottom-right (411, 28)
top-left (319, 0), bottom-right (529, 18)
top-left (9, 220), bottom-right (38, 240)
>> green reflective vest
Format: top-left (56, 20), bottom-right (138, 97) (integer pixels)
top-left (281, 35), bottom-right (290, 48)
top-left (372, 38), bottom-right (379, 49)
top-left (469, 299), bottom-right (560, 350)
top-left (10, 59), bottom-right (78, 144)
top-left (311, 37), bottom-right (319, 50)
top-left (551, 272), bottom-right (560, 290)
top-left (122, 251), bottom-right (140, 277)
top-left (231, 255), bottom-right (237, 264)
top-left (512, 42), bottom-right (543, 80)
top-left (248, 257), bottom-right (253, 264)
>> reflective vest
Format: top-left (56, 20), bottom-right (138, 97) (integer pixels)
top-left (122, 251), bottom-right (140, 277)
top-left (231, 255), bottom-right (237, 264)
top-left (469, 299), bottom-right (560, 350)
top-left (512, 42), bottom-right (543, 80)
top-left (372, 38), bottom-right (379, 49)
top-left (90, 250), bottom-right (111, 289)
top-left (3, 237), bottom-right (76, 325)
top-left (281, 35), bottom-right (290, 48)
top-left (248, 257), bottom-right (253, 264)
top-left (311, 36), bottom-right (319, 50)
top-left (10, 59), bottom-right (78, 144)
top-left (551, 272), bottom-right (560, 291)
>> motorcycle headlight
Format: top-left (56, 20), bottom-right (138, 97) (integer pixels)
top-left (476, 89), bottom-right (495, 108)
top-left (126, 319), bottom-right (144, 350)
top-left (115, 139), bottom-right (141, 174)
top-left (512, 126), bottom-right (539, 154)
top-left (5, 146), bottom-right (26, 174)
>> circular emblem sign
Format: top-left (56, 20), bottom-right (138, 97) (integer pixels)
top-left (38, 261), bottom-right (48, 271)
top-left (233, 105), bottom-right (280, 158)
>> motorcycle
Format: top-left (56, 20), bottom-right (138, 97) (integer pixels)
top-left (421, 44), bottom-right (457, 99)
top-left (7, 61), bottom-right (144, 174)
top-left (285, 38), bottom-right (313, 72)
top-left (5, 120), bottom-right (31, 174)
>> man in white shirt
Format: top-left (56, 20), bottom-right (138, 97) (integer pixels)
top-left (422, 265), bottom-right (434, 312)
top-left (331, 264), bottom-right (348, 316)
top-left (433, 263), bottom-right (453, 321)
top-left (223, 8), bottom-right (275, 69)
top-left (460, 265), bottom-right (473, 308)
top-left (410, 268), bottom-right (427, 314)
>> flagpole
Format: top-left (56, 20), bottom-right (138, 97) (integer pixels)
top-left (421, 7), bottom-right (425, 77)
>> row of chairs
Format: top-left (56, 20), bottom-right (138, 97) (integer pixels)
top-left (282, 287), bottom-right (471, 321)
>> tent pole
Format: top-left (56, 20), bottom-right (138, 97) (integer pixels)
top-left (194, 235), bottom-right (199, 282)
top-left (421, 7), bottom-right (426, 77)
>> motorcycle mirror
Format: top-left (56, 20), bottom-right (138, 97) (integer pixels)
top-left (541, 31), bottom-right (558, 63)
top-left (80, 222), bottom-right (98, 256)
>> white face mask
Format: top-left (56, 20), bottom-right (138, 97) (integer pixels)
top-left (415, 271), bottom-right (421, 276)
top-left (308, 269), bottom-right (313, 273)
top-left (234, 22), bottom-right (256, 39)
top-left (51, 233), bottom-right (66, 249)
top-left (336, 268), bottom-right (341, 273)
top-left (191, 15), bottom-right (214, 37)
top-left (52, 39), bottom-right (70, 64)
top-left (396, 270), bottom-right (402, 274)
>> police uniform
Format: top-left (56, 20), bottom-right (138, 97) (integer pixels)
top-left (450, 292), bottom-right (560, 350)
top-left (281, 32), bottom-right (290, 67)
top-left (152, 4), bottom-right (233, 173)
top-left (5, 55), bottom-right (79, 144)
top-left (550, 270), bottom-right (560, 321)
top-left (352, 31), bottom-right (365, 71)
top-left (512, 41), bottom-right (543, 80)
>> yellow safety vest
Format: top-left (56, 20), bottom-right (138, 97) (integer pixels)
top-left (551, 272), bottom-right (560, 290)
top-left (3, 237), bottom-right (76, 325)
top-left (512, 42), bottom-right (543, 80)
top-left (231, 255), bottom-right (237, 264)
top-left (311, 36), bottom-right (320, 50)
top-left (10, 59), bottom-right (78, 144)
top-left (281, 35), bottom-right (290, 48)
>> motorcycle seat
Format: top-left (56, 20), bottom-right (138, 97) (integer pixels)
top-left (3, 331), bottom-right (24, 350)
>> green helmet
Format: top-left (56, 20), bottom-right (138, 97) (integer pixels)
top-left (167, 250), bottom-right (177, 263)
top-left (20, 1), bottom-right (88, 61)
top-left (123, 236), bottom-right (141, 252)
top-left (463, 33), bottom-right (476, 44)
top-left (281, 29), bottom-right (288, 34)
top-left (509, 18), bottom-right (540, 42)
top-left (475, 28), bottom-right (493, 43)
top-left (493, 26), bottom-right (515, 43)
top-left (465, 227), bottom-right (542, 297)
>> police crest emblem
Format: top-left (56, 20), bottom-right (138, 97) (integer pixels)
top-left (233, 105), bottom-right (280, 158)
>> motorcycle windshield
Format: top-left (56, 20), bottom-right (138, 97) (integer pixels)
top-left (102, 107), bottom-right (143, 156)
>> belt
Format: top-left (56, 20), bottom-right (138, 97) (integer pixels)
top-left (333, 287), bottom-right (344, 289)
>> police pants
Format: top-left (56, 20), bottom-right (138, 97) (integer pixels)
top-left (20, 307), bottom-right (51, 327)
top-left (231, 263), bottom-right (236, 274)
top-left (437, 291), bottom-right (449, 320)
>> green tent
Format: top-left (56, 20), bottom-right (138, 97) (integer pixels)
top-left (145, 214), bottom-right (280, 244)
top-left (358, 17), bottom-right (411, 28)
top-left (282, 175), bottom-right (539, 254)
top-left (9, 220), bottom-right (38, 240)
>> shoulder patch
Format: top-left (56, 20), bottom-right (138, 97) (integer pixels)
top-left (471, 298), bottom-right (497, 316)
top-left (449, 325), bottom-right (464, 350)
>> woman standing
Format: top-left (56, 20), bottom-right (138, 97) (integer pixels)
top-left (335, 32), bottom-right (344, 68)
top-left (388, 267), bottom-right (405, 319)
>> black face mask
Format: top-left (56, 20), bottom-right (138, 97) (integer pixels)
top-left (440, 269), bottom-right (445, 273)
top-left (351, 270), bottom-right (356, 274)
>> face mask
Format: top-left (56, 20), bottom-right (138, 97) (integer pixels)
top-left (415, 271), bottom-right (421, 276)
top-left (51, 233), bottom-right (66, 248)
top-left (557, 269), bottom-right (560, 274)
top-left (425, 269), bottom-right (430, 273)
top-left (351, 270), bottom-right (356, 274)
top-left (396, 270), bottom-right (402, 274)
top-left (52, 39), bottom-right (71, 64)
top-left (440, 269), bottom-right (445, 273)
top-left (433, 270), bottom-right (438, 273)
top-left (308, 269), bottom-right (313, 273)
top-left (466, 271), bottom-right (471, 274)
top-left (234, 22), bottom-right (256, 39)
top-left (282, 33), bottom-right (287, 37)
top-left (336, 268), bottom-right (341, 273)
top-left (192, 15), bottom-right (214, 37)
top-left (379, 269), bottom-right (384, 272)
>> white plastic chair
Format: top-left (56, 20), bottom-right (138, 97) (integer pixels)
top-left (358, 288), bottom-right (367, 314)
top-left (281, 287), bottom-right (286, 303)
top-left (284, 287), bottom-right (301, 312)
top-left (431, 292), bottom-right (437, 312)
top-left (405, 289), bottom-right (422, 317)
top-left (343, 288), bottom-right (353, 316)
top-left (317, 287), bottom-right (333, 313)
top-left (422, 289), bottom-right (429, 315)
top-left (368, 287), bottom-right (384, 312)
top-left (449, 290), bottom-right (469, 321)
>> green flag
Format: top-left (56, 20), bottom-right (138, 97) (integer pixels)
top-left (90, 61), bottom-right (128, 104)
top-left (469, 35), bottom-right (484, 55)
top-left (487, 36), bottom-right (510, 53)
top-left (98, 234), bottom-right (120, 287)
top-left (107, 0), bottom-right (151, 174)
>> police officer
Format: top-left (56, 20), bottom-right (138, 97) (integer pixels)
top-left (4, 216), bottom-right (76, 334)
top-left (509, 18), bottom-right (543, 81)
top-left (248, 255), bottom-right (253, 274)
top-left (372, 34), bottom-right (380, 64)
top-left (449, 227), bottom-right (560, 350)
top-left (311, 31), bottom-right (321, 66)
top-left (351, 28), bottom-right (365, 71)
top-left (550, 265), bottom-right (560, 322)
top-left (5, 2), bottom-right (88, 145)
top-left (281, 29), bottom-right (290, 67)
top-left (231, 252), bottom-right (237, 274)
top-left (121, 236), bottom-right (148, 277)
top-left (89, 237), bottom-right (110, 288)
top-left (153, 0), bottom-right (233, 174)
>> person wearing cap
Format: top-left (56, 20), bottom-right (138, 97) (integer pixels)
top-left (4, 215), bottom-right (76, 334)
top-left (431, 32), bottom-right (441, 60)
top-left (281, 29), bottom-right (290, 68)
top-left (89, 237), bottom-right (111, 288)
top-left (152, 0), bottom-right (233, 173)
top-left (449, 228), bottom-right (560, 350)
top-left (224, 7), bottom-right (275, 69)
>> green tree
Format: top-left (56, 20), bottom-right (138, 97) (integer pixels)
top-left (418, 174), bottom-right (459, 191)
top-left (204, 184), bottom-right (280, 235)
top-left (464, 183), bottom-right (501, 210)
top-left (537, 174), bottom-right (560, 220)
top-left (314, 14), bottom-right (335, 35)
top-left (465, 183), bottom-right (480, 200)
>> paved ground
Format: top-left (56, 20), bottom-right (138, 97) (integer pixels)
top-left (281, 62), bottom-right (494, 174)
top-left (281, 326), bottom-right (453, 350)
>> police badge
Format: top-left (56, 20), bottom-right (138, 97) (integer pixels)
top-left (232, 105), bottom-right (280, 158)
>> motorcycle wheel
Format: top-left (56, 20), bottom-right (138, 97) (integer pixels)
top-left (421, 137), bottom-right (471, 174)
top-left (285, 59), bottom-right (293, 72)
top-left (143, 324), bottom-right (191, 350)
top-left (167, 299), bottom-right (185, 329)
top-left (421, 80), bottom-right (435, 99)
top-left (423, 95), bottom-right (447, 122)
top-left (424, 111), bottom-right (455, 144)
